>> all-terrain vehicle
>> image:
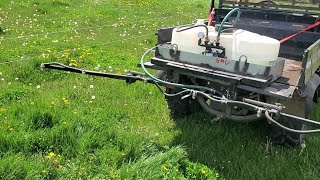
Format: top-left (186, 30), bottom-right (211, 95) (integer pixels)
top-left (42, 0), bottom-right (320, 147)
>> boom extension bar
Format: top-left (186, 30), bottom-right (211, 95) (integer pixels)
top-left (41, 62), bottom-right (154, 84)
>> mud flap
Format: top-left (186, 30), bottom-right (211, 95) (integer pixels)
top-left (303, 73), bottom-right (320, 119)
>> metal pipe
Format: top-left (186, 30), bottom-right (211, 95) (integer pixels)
top-left (280, 112), bottom-right (320, 128)
top-left (265, 110), bottom-right (320, 134)
top-left (243, 98), bottom-right (282, 111)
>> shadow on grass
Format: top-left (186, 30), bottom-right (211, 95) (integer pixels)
top-left (170, 112), bottom-right (320, 180)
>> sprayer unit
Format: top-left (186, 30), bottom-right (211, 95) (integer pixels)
top-left (42, 0), bottom-right (320, 148)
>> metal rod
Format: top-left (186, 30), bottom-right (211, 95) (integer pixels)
top-left (243, 98), bottom-right (282, 111)
top-left (280, 112), bottom-right (320, 128)
top-left (265, 110), bottom-right (320, 134)
top-left (41, 62), bottom-right (151, 84)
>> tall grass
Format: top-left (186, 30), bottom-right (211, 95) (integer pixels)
top-left (0, 0), bottom-right (319, 179)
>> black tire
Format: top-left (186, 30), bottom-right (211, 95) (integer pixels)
top-left (269, 118), bottom-right (306, 148)
top-left (269, 74), bottom-right (320, 148)
top-left (269, 98), bottom-right (311, 148)
top-left (155, 70), bottom-right (202, 117)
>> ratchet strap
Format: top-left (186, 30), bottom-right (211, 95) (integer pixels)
top-left (279, 20), bottom-right (320, 43)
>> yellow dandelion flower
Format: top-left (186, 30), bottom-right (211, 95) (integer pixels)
top-left (63, 99), bottom-right (69, 104)
top-left (30, 102), bottom-right (35, 105)
top-left (47, 152), bottom-right (55, 159)
top-left (62, 98), bottom-right (69, 104)
top-left (200, 169), bottom-right (206, 174)
top-left (58, 165), bottom-right (63, 168)
top-left (162, 165), bottom-right (168, 171)
top-left (70, 63), bottom-right (77, 67)
top-left (62, 121), bottom-right (67, 125)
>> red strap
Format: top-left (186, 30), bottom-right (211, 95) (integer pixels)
top-left (208, 14), bottom-right (215, 26)
top-left (280, 21), bottom-right (320, 43)
top-left (208, 8), bottom-right (215, 26)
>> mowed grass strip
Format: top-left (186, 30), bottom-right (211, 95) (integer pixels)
top-left (0, 0), bottom-right (320, 179)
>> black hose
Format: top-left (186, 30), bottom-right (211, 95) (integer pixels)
top-left (197, 95), bottom-right (263, 122)
top-left (176, 24), bottom-right (209, 37)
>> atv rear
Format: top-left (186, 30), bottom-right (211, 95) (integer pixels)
top-left (144, 0), bottom-right (320, 147)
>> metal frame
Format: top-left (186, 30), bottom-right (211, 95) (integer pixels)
top-left (218, 0), bottom-right (320, 14)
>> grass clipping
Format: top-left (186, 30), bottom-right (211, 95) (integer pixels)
top-left (116, 146), bottom-right (218, 179)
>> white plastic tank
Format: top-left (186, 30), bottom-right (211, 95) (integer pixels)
top-left (232, 30), bottom-right (280, 65)
top-left (171, 20), bottom-right (212, 55)
top-left (171, 21), bottom-right (280, 66)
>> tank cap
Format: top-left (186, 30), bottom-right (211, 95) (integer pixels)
top-left (195, 19), bottom-right (205, 25)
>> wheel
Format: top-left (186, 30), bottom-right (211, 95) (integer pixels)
top-left (269, 117), bottom-right (306, 148)
top-left (269, 74), bottom-right (320, 148)
top-left (268, 96), bottom-right (311, 148)
top-left (155, 70), bottom-right (202, 117)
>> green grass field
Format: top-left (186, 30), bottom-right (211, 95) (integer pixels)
top-left (0, 0), bottom-right (320, 179)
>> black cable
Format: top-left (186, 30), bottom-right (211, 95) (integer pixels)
top-left (176, 24), bottom-right (209, 37)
